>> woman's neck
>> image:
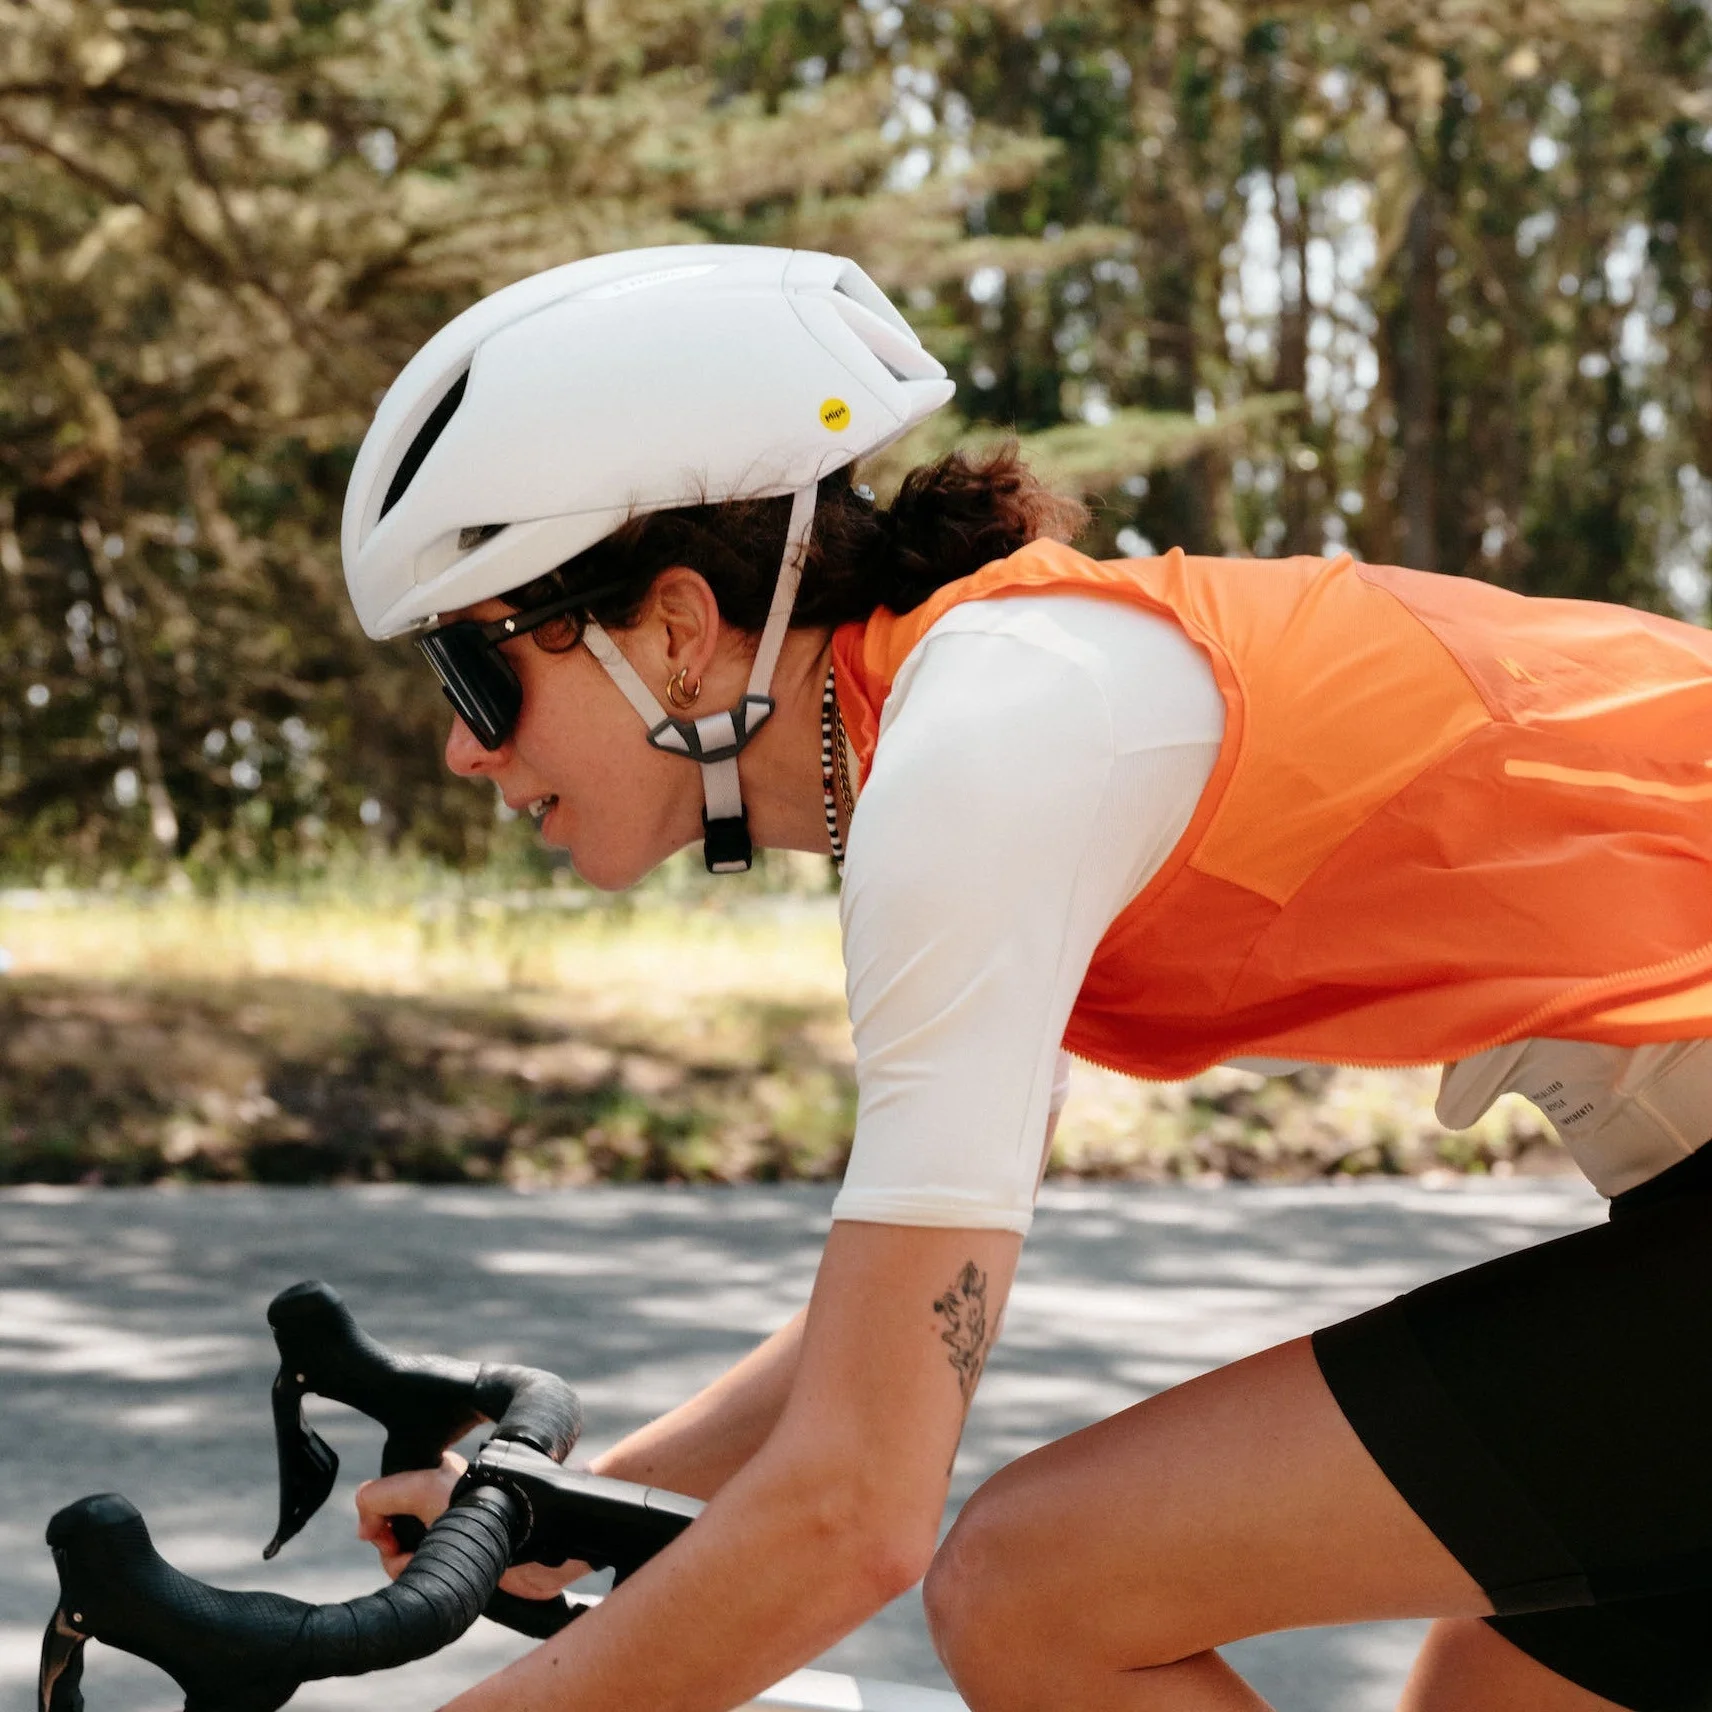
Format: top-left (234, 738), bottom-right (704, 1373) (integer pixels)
top-left (730, 626), bottom-right (841, 858)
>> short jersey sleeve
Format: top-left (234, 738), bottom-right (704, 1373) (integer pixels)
top-left (831, 596), bottom-right (1222, 1234)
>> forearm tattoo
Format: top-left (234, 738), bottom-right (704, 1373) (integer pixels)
top-left (932, 1260), bottom-right (992, 1410)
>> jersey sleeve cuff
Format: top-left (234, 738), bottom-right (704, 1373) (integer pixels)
top-left (828, 1188), bottom-right (1035, 1235)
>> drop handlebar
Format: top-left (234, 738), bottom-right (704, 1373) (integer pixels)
top-left (265, 1279), bottom-right (584, 1637)
top-left (39, 1281), bottom-right (703, 1712)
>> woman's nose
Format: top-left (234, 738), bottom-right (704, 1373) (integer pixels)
top-left (443, 714), bottom-right (499, 777)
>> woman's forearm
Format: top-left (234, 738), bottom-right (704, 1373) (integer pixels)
top-left (589, 1308), bottom-right (807, 1497)
top-left (441, 1435), bottom-right (924, 1712)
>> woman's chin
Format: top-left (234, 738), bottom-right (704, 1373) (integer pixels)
top-left (574, 863), bottom-right (641, 895)
top-left (548, 803), bottom-right (698, 893)
top-left (554, 828), bottom-right (662, 893)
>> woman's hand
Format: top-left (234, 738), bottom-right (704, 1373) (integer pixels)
top-left (355, 1451), bottom-right (592, 1599)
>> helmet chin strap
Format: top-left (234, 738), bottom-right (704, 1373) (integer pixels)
top-left (581, 485), bottom-right (817, 874)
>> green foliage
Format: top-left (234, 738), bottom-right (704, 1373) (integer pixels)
top-left (3, 1), bottom-right (1709, 874)
top-left (0, 968), bottom-right (1548, 1188)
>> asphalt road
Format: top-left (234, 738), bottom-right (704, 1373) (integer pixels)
top-left (0, 1178), bottom-right (1604, 1711)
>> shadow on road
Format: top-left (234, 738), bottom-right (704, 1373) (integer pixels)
top-left (0, 1179), bottom-right (1601, 1709)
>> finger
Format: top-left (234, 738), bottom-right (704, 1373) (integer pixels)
top-left (356, 1512), bottom-right (398, 1553)
top-left (354, 1448), bottom-right (467, 1507)
top-left (353, 1460), bottom-right (464, 1525)
top-left (499, 1561), bottom-right (591, 1600)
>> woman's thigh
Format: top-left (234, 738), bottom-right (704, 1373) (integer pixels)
top-left (1402, 1619), bottom-right (1630, 1712)
top-left (925, 1334), bottom-right (1489, 1682)
top-left (931, 1171), bottom-right (1712, 1712)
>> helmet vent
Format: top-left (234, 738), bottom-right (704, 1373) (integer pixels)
top-left (379, 369), bottom-right (469, 522)
top-left (826, 286), bottom-right (932, 384)
top-left (583, 262), bottom-right (718, 300)
top-left (866, 347), bottom-right (912, 383)
top-left (457, 523), bottom-right (508, 550)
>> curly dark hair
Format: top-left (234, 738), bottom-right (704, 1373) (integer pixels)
top-left (503, 444), bottom-right (1087, 644)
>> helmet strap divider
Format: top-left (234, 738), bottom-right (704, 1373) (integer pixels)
top-left (581, 484), bottom-right (818, 874)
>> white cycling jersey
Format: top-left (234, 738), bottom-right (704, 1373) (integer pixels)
top-left (829, 592), bottom-right (1712, 1233)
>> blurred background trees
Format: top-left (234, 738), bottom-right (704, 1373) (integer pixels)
top-left (4, 0), bottom-right (1710, 878)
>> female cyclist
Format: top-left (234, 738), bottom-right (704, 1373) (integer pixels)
top-left (345, 246), bottom-right (1712, 1712)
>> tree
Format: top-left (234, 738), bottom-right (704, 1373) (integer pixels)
top-left (0, 0), bottom-right (1073, 871)
top-left (4, 0), bottom-right (1708, 874)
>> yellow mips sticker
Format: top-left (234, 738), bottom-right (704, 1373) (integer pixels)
top-left (819, 397), bottom-right (852, 431)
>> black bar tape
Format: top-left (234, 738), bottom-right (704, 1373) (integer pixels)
top-left (300, 1489), bottom-right (518, 1674)
top-left (48, 1484), bottom-right (524, 1712)
top-left (474, 1363), bottom-right (583, 1461)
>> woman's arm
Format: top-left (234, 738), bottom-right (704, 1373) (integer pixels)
top-left (589, 1307), bottom-right (806, 1495)
top-left (441, 1219), bottom-right (1022, 1712)
top-left (595, 1081), bottom-right (1054, 1495)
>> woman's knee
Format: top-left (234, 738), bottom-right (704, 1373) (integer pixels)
top-left (924, 1477), bottom-right (1037, 1670)
top-left (927, 1443), bottom-right (1175, 1672)
top-left (926, 1473), bottom-right (1229, 1707)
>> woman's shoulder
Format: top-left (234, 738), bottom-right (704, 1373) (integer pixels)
top-left (914, 587), bottom-right (1179, 648)
top-left (890, 590), bottom-right (1224, 755)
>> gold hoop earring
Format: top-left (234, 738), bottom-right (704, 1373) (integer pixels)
top-left (666, 667), bottom-right (702, 710)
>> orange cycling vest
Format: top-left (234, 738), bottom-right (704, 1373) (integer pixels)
top-left (831, 539), bottom-right (1712, 1080)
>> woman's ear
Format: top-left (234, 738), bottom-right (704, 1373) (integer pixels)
top-left (645, 566), bottom-right (723, 678)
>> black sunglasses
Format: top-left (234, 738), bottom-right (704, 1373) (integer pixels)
top-left (416, 586), bottom-right (622, 751)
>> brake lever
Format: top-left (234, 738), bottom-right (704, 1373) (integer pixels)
top-left (268, 1281), bottom-right (500, 1554)
top-left (37, 1608), bottom-right (85, 1712)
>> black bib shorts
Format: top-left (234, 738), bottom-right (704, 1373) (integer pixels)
top-left (1312, 1143), bottom-right (1712, 1712)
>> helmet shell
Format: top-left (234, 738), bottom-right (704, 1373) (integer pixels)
top-left (342, 246), bottom-right (955, 639)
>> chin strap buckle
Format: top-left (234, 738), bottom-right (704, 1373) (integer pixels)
top-left (701, 810), bottom-right (753, 873)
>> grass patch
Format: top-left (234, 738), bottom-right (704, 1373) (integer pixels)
top-left (0, 890), bottom-right (1561, 1185)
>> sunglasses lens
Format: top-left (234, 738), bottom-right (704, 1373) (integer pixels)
top-left (417, 628), bottom-right (521, 751)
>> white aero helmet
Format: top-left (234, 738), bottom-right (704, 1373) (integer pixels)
top-left (342, 244), bottom-right (955, 872)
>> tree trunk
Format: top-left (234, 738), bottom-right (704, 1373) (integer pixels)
top-left (1398, 188), bottom-right (1441, 571)
top-left (81, 520), bottom-right (179, 854)
top-left (1268, 136), bottom-right (1313, 549)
